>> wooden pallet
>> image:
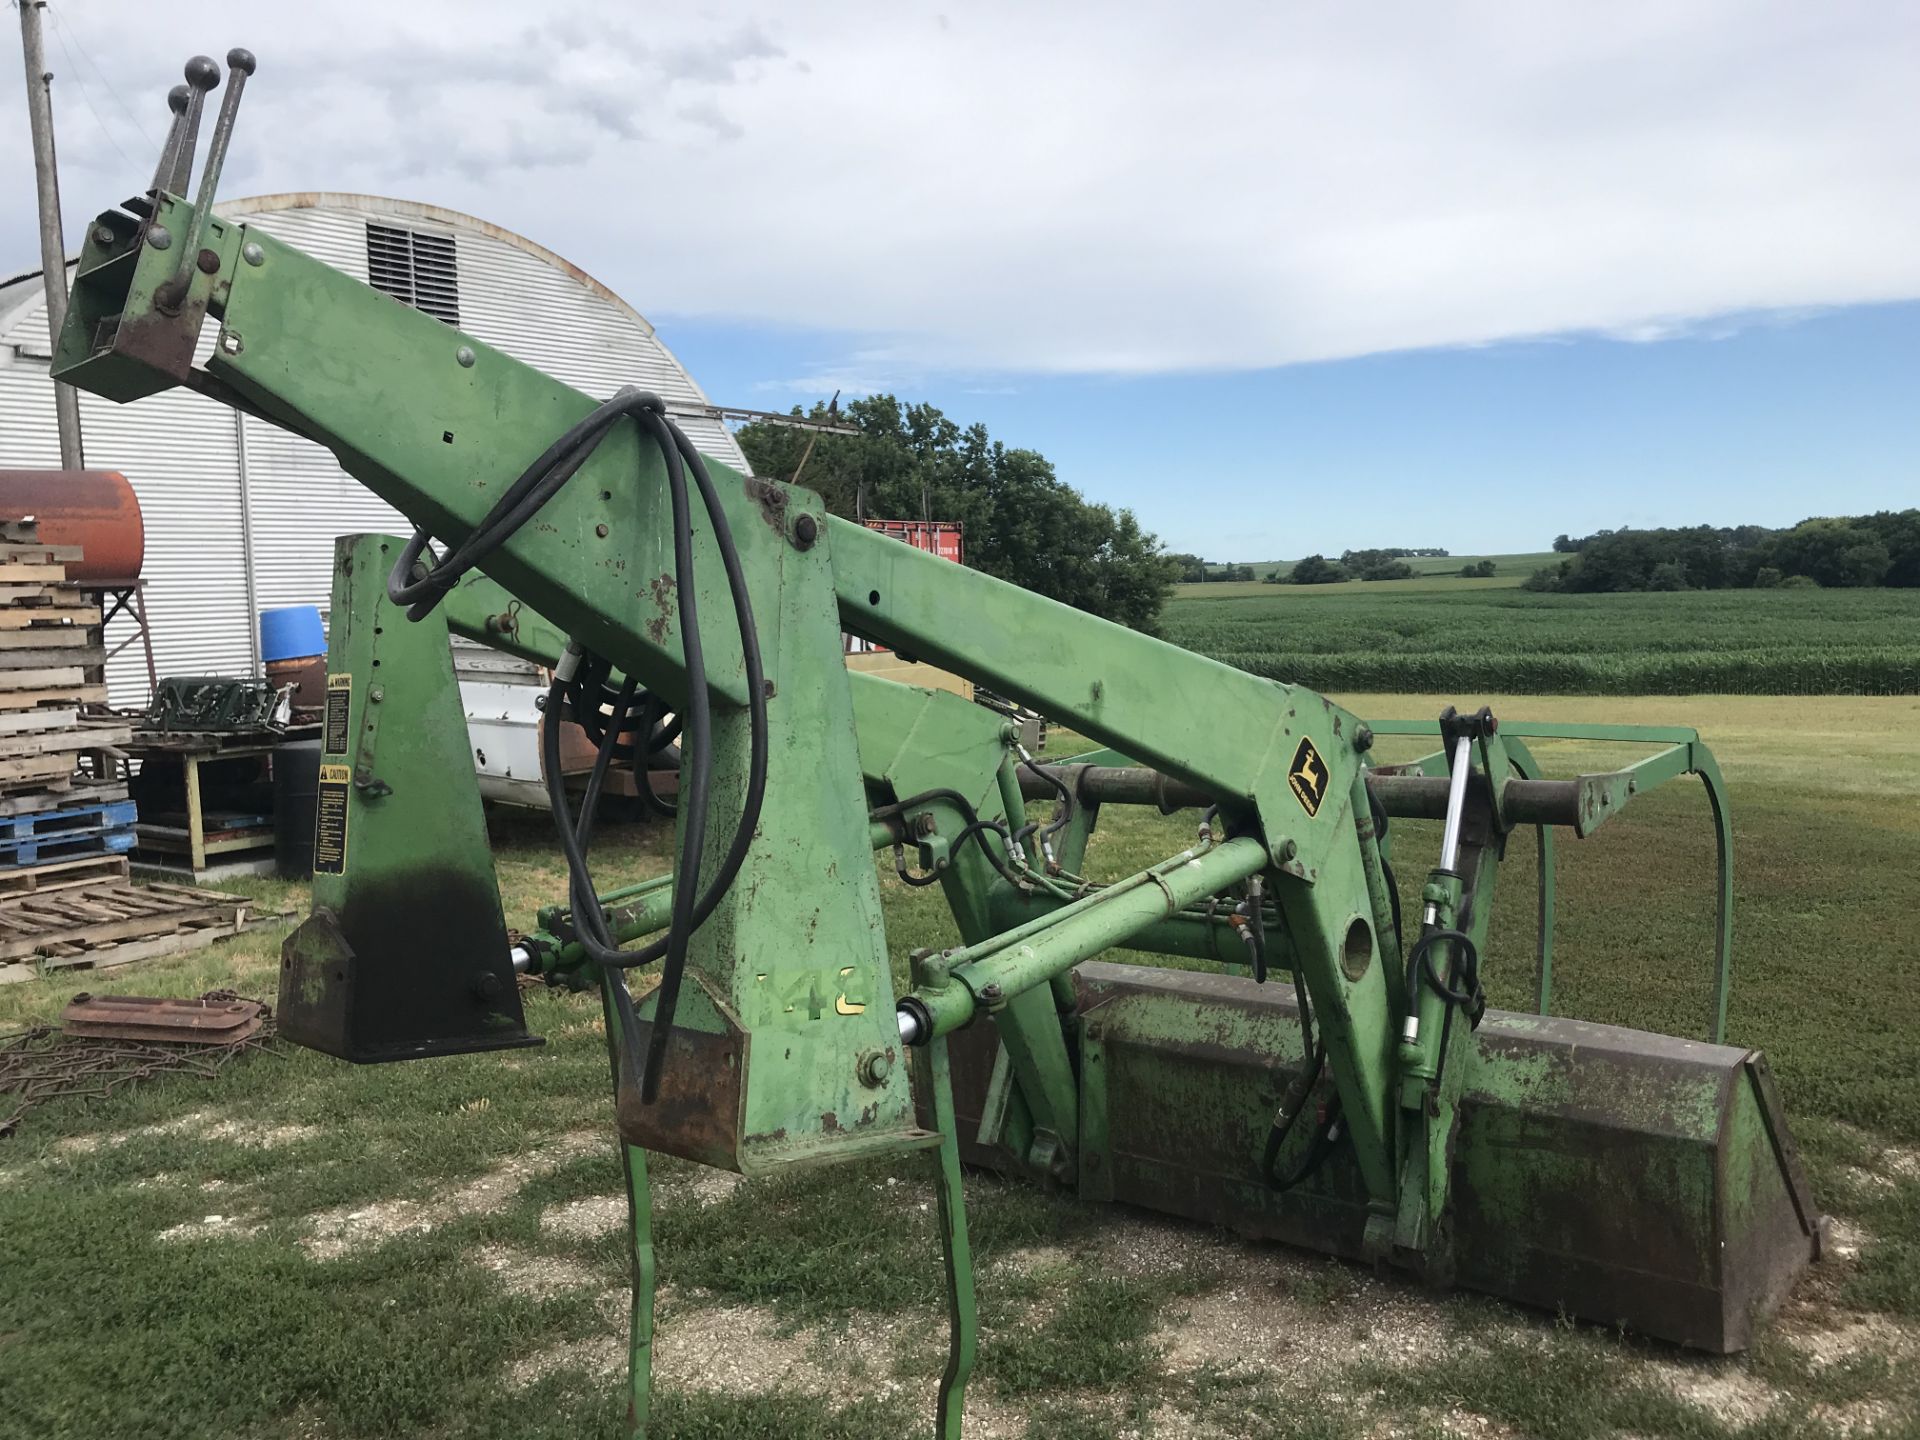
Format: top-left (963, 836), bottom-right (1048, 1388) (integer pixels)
top-left (0, 664), bottom-right (87, 691)
top-left (0, 879), bottom-right (256, 965)
top-left (0, 724), bottom-right (131, 792)
top-left (0, 604), bottom-right (100, 631)
top-left (0, 563), bottom-right (68, 585)
top-left (0, 780), bottom-right (128, 818)
top-left (0, 853), bottom-right (130, 896)
top-left (0, 542), bottom-right (120, 839)
top-left (0, 583), bottom-right (81, 605)
top-left (0, 707), bottom-right (77, 734)
top-left (19, 883), bottom-right (276, 978)
top-left (0, 823), bottom-right (135, 869)
top-left (0, 797), bottom-right (137, 840)
top-left (0, 685), bottom-right (108, 712)
top-left (0, 542), bottom-right (83, 567)
top-left (0, 723), bottom-right (133, 759)
top-left (0, 760), bottom-right (82, 791)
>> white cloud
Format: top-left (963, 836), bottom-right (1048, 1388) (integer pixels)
top-left (4, 1), bottom-right (1915, 376)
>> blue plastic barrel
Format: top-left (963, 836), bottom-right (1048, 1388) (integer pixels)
top-left (259, 605), bottom-right (326, 663)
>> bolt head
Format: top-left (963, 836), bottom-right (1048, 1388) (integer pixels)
top-left (146, 224), bottom-right (173, 251)
top-left (1354, 724), bottom-right (1374, 753)
top-left (455, 345), bottom-right (476, 368)
top-left (793, 513), bottom-right (818, 549)
top-left (595, 523), bottom-right (610, 539)
top-left (217, 330), bottom-right (243, 355)
top-left (242, 242), bottom-right (264, 266)
top-left (92, 225), bottom-right (116, 247)
top-left (196, 248), bottom-right (221, 275)
top-left (979, 982), bottom-right (1004, 1003)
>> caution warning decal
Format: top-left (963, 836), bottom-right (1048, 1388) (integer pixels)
top-left (314, 763), bottom-right (351, 875)
top-left (323, 674), bottom-right (352, 756)
top-left (1287, 736), bottom-right (1329, 818)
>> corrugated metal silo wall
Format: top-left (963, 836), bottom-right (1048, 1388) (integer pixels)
top-left (0, 302), bottom-right (254, 701)
top-left (0, 202), bottom-right (749, 705)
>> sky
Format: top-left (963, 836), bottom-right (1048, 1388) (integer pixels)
top-left (3, 1), bottom-right (1916, 559)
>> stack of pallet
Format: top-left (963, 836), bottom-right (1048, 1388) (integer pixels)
top-left (0, 880), bottom-right (270, 984)
top-left (0, 518), bottom-right (135, 890)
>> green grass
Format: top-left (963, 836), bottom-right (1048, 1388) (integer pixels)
top-left (1162, 584), bottom-right (1920, 694)
top-left (1, 696), bottom-right (1916, 1436)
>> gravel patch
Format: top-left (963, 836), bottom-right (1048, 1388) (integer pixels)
top-left (301, 1133), bottom-right (600, 1260)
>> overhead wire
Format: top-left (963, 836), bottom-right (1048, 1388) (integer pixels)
top-left (42, 5), bottom-right (150, 172)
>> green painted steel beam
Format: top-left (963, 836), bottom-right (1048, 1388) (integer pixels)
top-left (905, 837), bottom-right (1270, 1040)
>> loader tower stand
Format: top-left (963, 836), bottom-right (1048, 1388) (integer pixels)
top-left (55, 54), bottom-right (1823, 1437)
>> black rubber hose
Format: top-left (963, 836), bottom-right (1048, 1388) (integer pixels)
top-left (1028, 759), bottom-right (1076, 850)
top-left (636, 763), bottom-right (679, 820)
top-left (1244, 874), bottom-right (1268, 984)
top-left (1262, 1047), bottom-right (1345, 1193)
top-left (543, 680), bottom-right (632, 959)
top-left (654, 407), bottom-right (770, 941)
top-left (1262, 1043), bottom-right (1323, 1177)
top-left (402, 389), bottom-right (768, 1108)
top-left (1411, 928), bottom-right (1483, 1017)
top-left (869, 787), bottom-right (1024, 886)
top-left (892, 844), bottom-right (944, 887)
top-left (1367, 785), bottom-right (1404, 955)
top-left (388, 397), bottom-right (635, 617)
top-left (1406, 926), bottom-right (1484, 1096)
top-left (625, 692), bottom-right (679, 818)
top-left (1271, 1095), bottom-right (1345, 1193)
top-left (1199, 803), bottom-right (1221, 843)
top-left (948, 818), bottom-right (1022, 881)
top-left (611, 411), bottom-right (771, 947)
top-left (632, 422), bottom-right (713, 1104)
top-left (573, 682), bottom-right (638, 962)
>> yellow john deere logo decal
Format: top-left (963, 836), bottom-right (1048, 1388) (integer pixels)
top-left (1288, 736), bottom-right (1328, 817)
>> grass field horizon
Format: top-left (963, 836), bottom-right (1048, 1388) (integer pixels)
top-left (1163, 579), bottom-right (1920, 695)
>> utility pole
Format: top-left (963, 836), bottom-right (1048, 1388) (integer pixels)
top-left (17, 0), bottom-right (85, 468)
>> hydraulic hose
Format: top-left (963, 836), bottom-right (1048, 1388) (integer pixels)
top-left (389, 388), bottom-right (768, 1107)
top-left (869, 787), bottom-right (1026, 887)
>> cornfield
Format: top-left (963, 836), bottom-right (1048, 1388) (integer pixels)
top-left (1161, 585), bottom-right (1920, 695)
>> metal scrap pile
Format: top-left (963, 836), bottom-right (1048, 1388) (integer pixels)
top-left (0, 989), bottom-right (275, 1137)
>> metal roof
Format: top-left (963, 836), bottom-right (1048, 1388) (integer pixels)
top-left (4, 193), bottom-right (665, 349)
top-left (218, 194), bottom-right (659, 338)
top-left (0, 268), bottom-right (58, 348)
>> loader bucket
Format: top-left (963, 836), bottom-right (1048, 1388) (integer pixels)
top-left (946, 961), bottom-right (1821, 1352)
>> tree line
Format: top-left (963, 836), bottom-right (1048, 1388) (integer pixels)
top-left (1279, 548), bottom-right (1469, 584)
top-left (1530, 511), bottom-right (1920, 592)
top-left (1165, 546), bottom-right (1457, 585)
top-left (736, 397), bottom-right (1172, 631)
